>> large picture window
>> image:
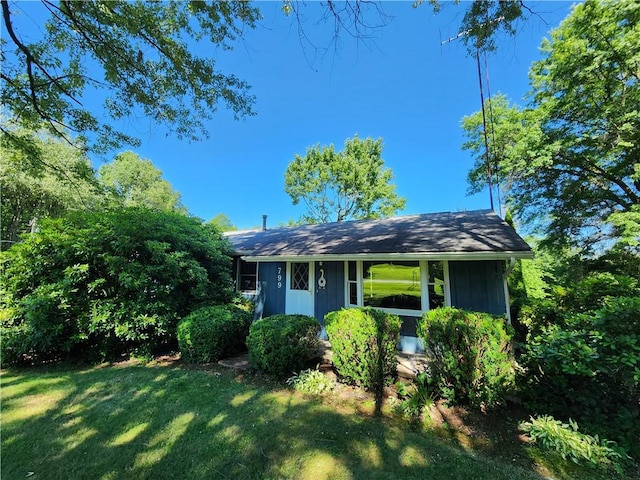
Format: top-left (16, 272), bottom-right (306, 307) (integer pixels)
top-left (363, 261), bottom-right (421, 310)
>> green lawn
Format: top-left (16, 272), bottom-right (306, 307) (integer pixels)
top-left (1, 361), bottom-right (633, 480)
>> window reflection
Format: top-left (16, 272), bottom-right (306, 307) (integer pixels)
top-left (363, 261), bottom-right (421, 310)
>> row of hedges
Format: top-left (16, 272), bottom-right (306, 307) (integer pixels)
top-left (244, 307), bottom-right (514, 413)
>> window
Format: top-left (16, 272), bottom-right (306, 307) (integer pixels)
top-left (363, 261), bottom-right (421, 310)
top-left (427, 261), bottom-right (446, 309)
top-left (347, 261), bottom-right (358, 306)
top-left (290, 262), bottom-right (309, 290)
top-left (239, 261), bottom-right (257, 291)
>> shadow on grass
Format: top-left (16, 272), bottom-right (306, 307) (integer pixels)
top-left (1, 362), bottom-right (629, 480)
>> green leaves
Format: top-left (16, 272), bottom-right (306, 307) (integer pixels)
top-left (98, 151), bottom-right (184, 212)
top-left (417, 307), bottom-right (516, 410)
top-left (520, 415), bottom-right (626, 469)
top-left (247, 314), bottom-right (321, 378)
top-left (461, 0), bottom-right (640, 251)
top-left (0, 207), bottom-right (234, 364)
top-left (324, 307), bottom-right (401, 391)
top-left (284, 135), bottom-right (406, 224)
top-left (1, 0), bottom-right (259, 154)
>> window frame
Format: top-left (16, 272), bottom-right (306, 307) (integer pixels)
top-left (345, 259), bottom-right (450, 317)
top-left (237, 260), bottom-right (258, 293)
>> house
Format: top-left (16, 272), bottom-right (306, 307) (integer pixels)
top-left (225, 209), bottom-right (533, 353)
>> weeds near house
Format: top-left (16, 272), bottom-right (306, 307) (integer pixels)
top-left (393, 372), bottom-right (434, 426)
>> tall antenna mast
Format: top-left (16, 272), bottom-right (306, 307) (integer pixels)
top-left (475, 49), bottom-right (495, 211)
top-left (441, 19), bottom-right (503, 213)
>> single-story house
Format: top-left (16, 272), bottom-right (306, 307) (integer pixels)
top-left (225, 209), bottom-right (533, 353)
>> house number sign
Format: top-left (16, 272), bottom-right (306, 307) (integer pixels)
top-left (277, 267), bottom-right (282, 289)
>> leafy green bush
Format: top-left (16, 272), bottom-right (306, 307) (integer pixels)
top-left (519, 415), bottom-right (626, 470)
top-left (177, 305), bottom-right (252, 363)
top-left (324, 307), bottom-right (401, 390)
top-left (286, 368), bottom-right (334, 395)
top-left (556, 272), bottom-right (639, 313)
top-left (522, 295), bottom-right (640, 455)
top-left (0, 208), bottom-right (233, 364)
top-left (417, 307), bottom-right (515, 410)
top-left (246, 314), bottom-right (320, 378)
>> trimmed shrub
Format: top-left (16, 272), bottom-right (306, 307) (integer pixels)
top-left (247, 314), bottom-right (320, 378)
top-left (417, 307), bottom-right (515, 410)
top-left (177, 304), bottom-right (252, 363)
top-left (324, 307), bottom-right (401, 390)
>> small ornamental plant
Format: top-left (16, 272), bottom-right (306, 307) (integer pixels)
top-left (519, 415), bottom-right (627, 470)
top-left (286, 367), bottom-right (334, 395)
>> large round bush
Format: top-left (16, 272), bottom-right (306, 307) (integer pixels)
top-left (177, 304), bottom-right (252, 363)
top-left (324, 307), bottom-right (401, 390)
top-left (417, 307), bottom-right (515, 410)
top-left (0, 208), bottom-right (234, 364)
top-left (246, 314), bottom-right (320, 378)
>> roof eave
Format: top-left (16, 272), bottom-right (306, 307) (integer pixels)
top-left (239, 250), bottom-right (534, 262)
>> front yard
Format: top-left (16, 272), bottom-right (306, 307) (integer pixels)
top-left (0, 359), bottom-right (634, 480)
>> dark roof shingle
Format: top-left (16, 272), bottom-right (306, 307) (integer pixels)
top-left (226, 209), bottom-right (532, 258)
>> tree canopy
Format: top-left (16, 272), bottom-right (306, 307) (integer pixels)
top-left (209, 213), bottom-right (238, 232)
top-left (461, 0), bottom-right (640, 251)
top-left (0, 130), bottom-right (103, 248)
top-left (1, 0), bottom-right (538, 164)
top-left (98, 151), bottom-right (184, 212)
top-left (284, 135), bottom-right (405, 224)
top-left (1, 0), bottom-right (259, 157)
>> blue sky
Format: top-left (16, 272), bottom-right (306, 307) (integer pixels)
top-left (22, 1), bottom-right (576, 230)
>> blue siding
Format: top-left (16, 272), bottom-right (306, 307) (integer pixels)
top-left (449, 260), bottom-right (506, 315)
top-left (257, 262), bottom-right (286, 318)
top-left (314, 261), bottom-right (345, 324)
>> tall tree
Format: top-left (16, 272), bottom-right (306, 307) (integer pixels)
top-left (461, 0), bottom-right (640, 251)
top-left (209, 213), bottom-right (238, 232)
top-left (98, 151), bottom-right (184, 213)
top-left (461, 93), bottom-right (527, 208)
top-left (285, 135), bottom-right (405, 224)
top-left (1, 0), bottom-right (259, 157)
top-left (0, 130), bottom-right (103, 248)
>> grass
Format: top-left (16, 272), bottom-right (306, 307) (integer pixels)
top-left (1, 360), bottom-right (636, 480)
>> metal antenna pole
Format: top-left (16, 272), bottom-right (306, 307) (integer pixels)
top-left (441, 18), bottom-right (505, 213)
top-left (484, 51), bottom-right (502, 216)
top-left (476, 49), bottom-right (495, 211)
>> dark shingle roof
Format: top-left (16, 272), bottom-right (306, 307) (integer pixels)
top-left (225, 209), bottom-right (532, 259)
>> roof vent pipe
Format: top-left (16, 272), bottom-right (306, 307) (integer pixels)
top-left (262, 214), bottom-right (267, 231)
